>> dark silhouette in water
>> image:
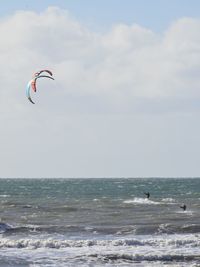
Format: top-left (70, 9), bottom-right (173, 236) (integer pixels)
top-left (144, 192), bottom-right (150, 199)
top-left (180, 204), bottom-right (186, 211)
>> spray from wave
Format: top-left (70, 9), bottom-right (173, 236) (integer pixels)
top-left (123, 198), bottom-right (160, 205)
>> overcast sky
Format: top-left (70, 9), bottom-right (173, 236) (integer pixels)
top-left (1, 1), bottom-right (200, 178)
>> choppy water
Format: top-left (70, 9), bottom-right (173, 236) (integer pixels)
top-left (0, 178), bottom-right (200, 266)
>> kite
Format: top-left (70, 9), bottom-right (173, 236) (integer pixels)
top-left (26, 70), bottom-right (54, 104)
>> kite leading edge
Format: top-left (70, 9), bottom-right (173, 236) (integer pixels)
top-left (26, 70), bottom-right (54, 104)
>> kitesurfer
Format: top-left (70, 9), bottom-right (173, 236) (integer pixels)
top-left (180, 204), bottom-right (186, 211)
top-left (144, 192), bottom-right (150, 199)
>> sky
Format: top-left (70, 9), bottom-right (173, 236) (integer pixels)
top-left (0, 1), bottom-right (200, 177)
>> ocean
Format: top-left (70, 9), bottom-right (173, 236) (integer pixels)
top-left (0, 178), bottom-right (200, 267)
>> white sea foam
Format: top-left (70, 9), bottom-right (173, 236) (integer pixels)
top-left (161, 198), bottom-right (176, 203)
top-left (0, 235), bottom-right (199, 249)
top-left (0, 235), bottom-right (199, 267)
top-left (0, 236), bottom-right (199, 267)
top-left (176, 210), bottom-right (194, 215)
top-left (124, 197), bottom-right (160, 205)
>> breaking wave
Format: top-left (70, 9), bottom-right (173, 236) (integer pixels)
top-left (0, 235), bottom-right (200, 249)
top-left (124, 198), bottom-right (160, 205)
top-left (86, 253), bottom-right (200, 263)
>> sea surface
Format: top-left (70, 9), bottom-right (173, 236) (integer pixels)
top-left (0, 178), bottom-right (200, 267)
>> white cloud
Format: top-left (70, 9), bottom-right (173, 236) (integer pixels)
top-left (1, 7), bottom-right (200, 108)
top-left (0, 7), bottom-right (200, 177)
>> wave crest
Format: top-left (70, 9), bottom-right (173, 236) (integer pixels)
top-left (0, 236), bottom-right (200, 249)
top-left (124, 197), bottom-right (160, 205)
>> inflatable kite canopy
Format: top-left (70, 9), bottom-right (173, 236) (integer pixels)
top-left (26, 70), bottom-right (54, 104)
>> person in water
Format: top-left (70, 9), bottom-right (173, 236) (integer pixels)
top-left (144, 192), bottom-right (150, 199)
top-left (180, 204), bottom-right (186, 211)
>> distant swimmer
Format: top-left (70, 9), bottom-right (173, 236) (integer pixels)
top-left (180, 204), bottom-right (186, 211)
top-left (144, 192), bottom-right (150, 199)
